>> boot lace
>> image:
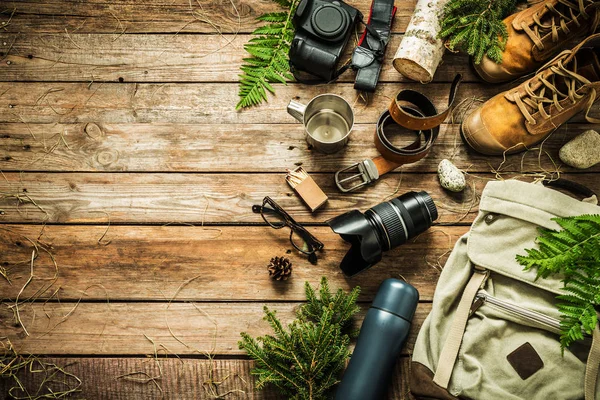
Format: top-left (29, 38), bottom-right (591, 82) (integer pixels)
top-left (515, 55), bottom-right (599, 125)
top-left (521, 0), bottom-right (597, 51)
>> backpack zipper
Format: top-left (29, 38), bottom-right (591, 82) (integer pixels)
top-left (474, 291), bottom-right (562, 331)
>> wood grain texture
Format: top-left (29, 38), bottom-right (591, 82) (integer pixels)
top-left (2, 82), bottom-right (598, 125)
top-left (0, 172), bottom-right (597, 224)
top-left (0, 122), bottom-right (595, 173)
top-left (1, 0), bottom-right (417, 34)
top-left (1, 1), bottom-right (597, 398)
top-left (0, 301), bottom-right (431, 356)
top-left (0, 33), bottom-right (472, 83)
top-left (0, 224), bottom-right (464, 301)
top-left (0, 356), bottom-right (413, 399)
top-left (0, 357), bottom-right (276, 400)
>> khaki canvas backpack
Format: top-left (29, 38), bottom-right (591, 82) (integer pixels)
top-left (410, 179), bottom-right (600, 400)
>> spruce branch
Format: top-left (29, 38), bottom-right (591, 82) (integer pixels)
top-left (239, 277), bottom-right (361, 399)
top-left (517, 214), bottom-right (600, 350)
top-left (236, 0), bottom-right (299, 109)
top-left (439, 0), bottom-right (517, 64)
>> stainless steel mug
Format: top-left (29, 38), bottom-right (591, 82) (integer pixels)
top-left (287, 94), bottom-right (354, 154)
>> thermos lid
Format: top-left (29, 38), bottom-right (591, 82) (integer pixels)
top-left (372, 278), bottom-right (419, 322)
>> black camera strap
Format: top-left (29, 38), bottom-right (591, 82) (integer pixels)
top-left (352, 0), bottom-right (396, 92)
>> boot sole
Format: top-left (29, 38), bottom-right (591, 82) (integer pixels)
top-left (460, 122), bottom-right (558, 157)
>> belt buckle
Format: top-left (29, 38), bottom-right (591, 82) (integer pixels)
top-left (334, 159), bottom-right (379, 193)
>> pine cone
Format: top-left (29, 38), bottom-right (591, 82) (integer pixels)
top-left (267, 256), bottom-right (292, 281)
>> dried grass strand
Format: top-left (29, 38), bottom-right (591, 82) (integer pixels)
top-left (97, 211), bottom-right (112, 246)
top-left (1, 338), bottom-right (82, 399)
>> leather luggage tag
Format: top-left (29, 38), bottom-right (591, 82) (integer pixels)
top-left (506, 342), bottom-right (544, 380)
top-left (286, 167), bottom-right (328, 212)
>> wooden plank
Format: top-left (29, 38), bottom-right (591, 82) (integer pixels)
top-left (0, 122), bottom-right (594, 173)
top-left (0, 173), bottom-right (597, 225)
top-left (3, 82), bottom-right (597, 125)
top-left (0, 33), bottom-right (473, 83)
top-left (0, 357), bottom-right (278, 400)
top-left (0, 224), bottom-right (462, 301)
top-left (2, 0), bottom-right (417, 34)
top-left (0, 301), bottom-right (432, 356)
top-left (0, 356), bottom-right (413, 399)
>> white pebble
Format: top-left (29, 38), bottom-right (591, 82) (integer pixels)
top-left (438, 159), bottom-right (466, 192)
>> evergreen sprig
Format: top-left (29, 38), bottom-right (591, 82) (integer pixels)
top-left (236, 0), bottom-right (298, 109)
top-left (439, 0), bottom-right (517, 64)
top-left (517, 215), bottom-right (600, 349)
top-left (239, 277), bottom-right (360, 399)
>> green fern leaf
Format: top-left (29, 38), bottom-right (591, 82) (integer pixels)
top-left (517, 214), bottom-right (600, 350)
top-left (257, 12), bottom-right (288, 22)
top-left (236, 0), bottom-right (299, 109)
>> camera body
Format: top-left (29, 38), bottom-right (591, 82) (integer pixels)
top-left (290, 0), bottom-right (361, 81)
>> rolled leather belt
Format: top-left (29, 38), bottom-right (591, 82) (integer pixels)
top-left (335, 74), bottom-right (462, 192)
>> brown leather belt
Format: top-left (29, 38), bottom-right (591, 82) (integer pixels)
top-left (335, 74), bottom-right (462, 192)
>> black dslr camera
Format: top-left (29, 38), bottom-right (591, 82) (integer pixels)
top-left (290, 0), bottom-right (361, 81)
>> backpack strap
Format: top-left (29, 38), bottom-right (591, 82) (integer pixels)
top-left (433, 268), bottom-right (489, 389)
top-left (585, 320), bottom-right (600, 400)
top-left (542, 178), bottom-right (597, 200)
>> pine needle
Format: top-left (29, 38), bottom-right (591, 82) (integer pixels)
top-left (239, 278), bottom-right (360, 398)
top-left (440, 0), bottom-right (516, 64)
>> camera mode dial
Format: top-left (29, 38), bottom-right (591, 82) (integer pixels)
top-left (310, 3), bottom-right (349, 40)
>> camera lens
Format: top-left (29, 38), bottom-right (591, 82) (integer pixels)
top-left (366, 191), bottom-right (437, 251)
top-left (310, 4), bottom-right (349, 40)
top-left (327, 191), bottom-right (438, 276)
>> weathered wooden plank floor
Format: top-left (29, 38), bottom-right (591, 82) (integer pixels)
top-left (0, 1), bottom-right (598, 399)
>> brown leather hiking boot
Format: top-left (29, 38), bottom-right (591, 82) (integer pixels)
top-left (474, 0), bottom-right (600, 83)
top-left (462, 33), bottom-right (600, 155)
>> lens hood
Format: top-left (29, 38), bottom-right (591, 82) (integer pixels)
top-left (327, 210), bottom-right (382, 276)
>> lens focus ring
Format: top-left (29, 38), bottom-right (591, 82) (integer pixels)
top-left (419, 191), bottom-right (438, 222)
top-left (370, 202), bottom-right (407, 250)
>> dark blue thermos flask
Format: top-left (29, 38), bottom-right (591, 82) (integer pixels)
top-left (335, 278), bottom-right (419, 400)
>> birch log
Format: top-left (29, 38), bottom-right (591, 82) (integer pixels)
top-left (393, 0), bottom-right (449, 83)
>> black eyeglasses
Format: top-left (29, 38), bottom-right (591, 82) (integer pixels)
top-left (252, 197), bottom-right (324, 263)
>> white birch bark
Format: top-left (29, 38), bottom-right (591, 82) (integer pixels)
top-left (393, 0), bottom-right (449, 83)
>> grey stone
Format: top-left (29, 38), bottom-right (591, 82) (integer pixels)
top-left (438, 159), bottom-right (466, 192)
top-left (559, 130), bottom-right (600, 169)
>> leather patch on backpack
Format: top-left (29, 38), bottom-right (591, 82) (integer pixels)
top-left (506, 342), bottom-right (544, 380)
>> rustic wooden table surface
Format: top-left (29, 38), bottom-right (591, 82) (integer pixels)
top-left (0, 0), bottom-right (599, 399)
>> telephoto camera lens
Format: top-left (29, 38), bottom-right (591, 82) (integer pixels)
top-left (327, 191), bottom-right (438, 276)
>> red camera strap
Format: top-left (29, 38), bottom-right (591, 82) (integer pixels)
top-left (352, 0), bottom-right (397, 92)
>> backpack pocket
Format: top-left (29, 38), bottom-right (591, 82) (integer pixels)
top-left (452, 282), bottom-right (594, 400)
top-left (473, 291), bottom-right (562, 335)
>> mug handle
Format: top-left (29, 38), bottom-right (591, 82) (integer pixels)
top-left (287, 100), bottom-right (306, 123)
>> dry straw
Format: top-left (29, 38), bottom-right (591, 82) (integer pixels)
top-left (1, 338), bottom-right (82, 399)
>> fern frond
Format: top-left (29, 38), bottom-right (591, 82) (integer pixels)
top-left (517, 214), bottom-right (600, 350)
top-left (236, 0), bottom-right (298, 109)
top-left (257, 12), bottom-right (288, 22)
